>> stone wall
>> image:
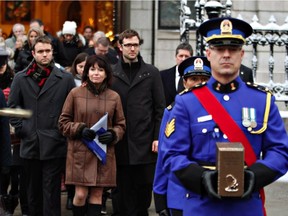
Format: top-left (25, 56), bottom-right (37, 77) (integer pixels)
top-left (128, 0), bottom-right (288, 82)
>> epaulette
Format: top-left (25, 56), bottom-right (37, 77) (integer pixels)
top-left (166, 101), bottom-right (175, 111)
top-left (178, 88), bottom-right (190, 95)
top-left (190, 82), bottom-right (208, 91)
top-left (179, 82), bottom-right (208, 95)
top-left (245, 82), bottom-right (273, 94)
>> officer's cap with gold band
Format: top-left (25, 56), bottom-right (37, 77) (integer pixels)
top-left (178, 56), bottom-right (211, 79)
top-left (198, 17), bottom-right (253, 46)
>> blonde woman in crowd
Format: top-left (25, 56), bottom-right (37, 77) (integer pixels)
top-left (14, 27), bottom-right (44, 73)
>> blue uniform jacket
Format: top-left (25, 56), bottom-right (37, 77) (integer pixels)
top-left (153, 105), bottom-right (186, 212)
top-left (161, 76), bottom-right (288, 216)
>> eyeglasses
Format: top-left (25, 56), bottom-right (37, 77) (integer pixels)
top-left (122, 43), bottom-right (140, 48)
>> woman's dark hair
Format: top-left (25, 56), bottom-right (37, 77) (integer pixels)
top-left (70, 52), bottom-right (89, 77)
top-left (0, 64), bottom-right (14, 89)
top-left (82, 55), bottom-right (113, 93)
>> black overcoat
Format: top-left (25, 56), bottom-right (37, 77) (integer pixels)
top-left (111, 57), bottom-right (165, 165)
top-left (8, 63), bottom-right (75, 160)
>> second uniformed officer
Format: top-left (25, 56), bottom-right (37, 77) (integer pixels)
top-left (153, 56), bottom-right (211, 216)
top-left (160, 17), bottom-right (288, 216)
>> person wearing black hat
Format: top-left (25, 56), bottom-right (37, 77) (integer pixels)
top-left (154, 56), bottom-right (211, 216)
top-left (160, 17), bottom-right (288, 216)
top-left (179, 56), bottom-right (211, 89)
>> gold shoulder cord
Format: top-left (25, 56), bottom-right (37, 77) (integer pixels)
top-left (250, 93), bottom-right (271, 134)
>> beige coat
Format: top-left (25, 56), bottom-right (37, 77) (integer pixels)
top-left (58, 86), bottom-right (125, 186)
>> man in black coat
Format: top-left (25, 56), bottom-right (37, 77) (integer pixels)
top-left (240, 64), bottom-right (254, 83)
top-left (160, 43), bottom-right (193, 106)
top-left (8, 36), bottom-right (75, 216)
top-left (111, 29), bottom-right (165, 216)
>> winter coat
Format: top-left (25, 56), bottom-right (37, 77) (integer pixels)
top-left (58, 86), bottom-right (125, 186)
top-left (111, 56), bottom-right (165, 165)
top-left (0, 89), bottom-right (12, 168)
top-left (14, 42), bottom-right (33, 73)
top-left (62, 35), bottom-right (84, 66)
top-left (8, 63), bottom-right (76, 160)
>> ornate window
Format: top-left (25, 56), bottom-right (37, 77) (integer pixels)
top-left (158, 0), bottom-right (196, 29)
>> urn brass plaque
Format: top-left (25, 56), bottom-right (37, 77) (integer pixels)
top-left (216, 142), bottom-right (244, 197)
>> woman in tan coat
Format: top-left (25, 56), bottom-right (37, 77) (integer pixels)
top-left (58, 55), bottom-right (125, 216)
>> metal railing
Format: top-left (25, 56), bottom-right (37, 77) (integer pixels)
top-left (247, 15), bottom-right (288, 104)
top-left (179, 0), bottom-right (288, 113)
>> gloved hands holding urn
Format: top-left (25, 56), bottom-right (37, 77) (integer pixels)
top-left (202, 170), bottom-right (221, 199)
top-left (201, 169), bottom-right (256, 200)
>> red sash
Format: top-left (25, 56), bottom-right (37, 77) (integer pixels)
top-left (193, 86), bottom-right (266, 216)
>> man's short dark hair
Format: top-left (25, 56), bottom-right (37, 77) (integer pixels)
top-left (32, 35), bottom-right (52, 50)
top-left (119, 29), bottom-right (142, 45)
top-left (175, 42), bottom-right (193, 56)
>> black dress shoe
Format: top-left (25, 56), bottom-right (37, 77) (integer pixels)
top-left (66, 197), bottom-right (73, 210)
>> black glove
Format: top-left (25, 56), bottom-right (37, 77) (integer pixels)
top-left (248, 162), bottom-right (278, 192)
top-left (98, 130), bottom-right (116, 145)
top-left (158, 209), bottom-right (170, 216)
top-left (241, 169), bottom-right (255, 199)
top-left (81, 128), bottom-right (96, 141)
top-left (202, 170), bottom-right (221, 199)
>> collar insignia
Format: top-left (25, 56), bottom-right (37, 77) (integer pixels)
top-left (213, 80), bottom-right (239, 93)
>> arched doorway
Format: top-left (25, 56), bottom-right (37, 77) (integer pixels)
top-left (57, 0), bottom-right (115, 38)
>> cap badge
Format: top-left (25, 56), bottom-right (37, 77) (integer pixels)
top-left (220, 19), bottom-right (233, 35)
top-left (194, 58), bottom-right (204, 71)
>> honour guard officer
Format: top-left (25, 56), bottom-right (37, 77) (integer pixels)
top-left (154, 56), bottom-right (211, 216)
top-left (160, 17), bottom-right (288, 216)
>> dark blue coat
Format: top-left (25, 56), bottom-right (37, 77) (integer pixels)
top-left (153, 105), bottom-right (186, 212)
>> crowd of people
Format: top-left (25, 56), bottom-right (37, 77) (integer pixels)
top-left (0, 16), bottom-right (288, 216)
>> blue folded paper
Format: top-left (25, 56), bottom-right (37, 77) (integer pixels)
top-left (81, 113), bottom-right (108, 164)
